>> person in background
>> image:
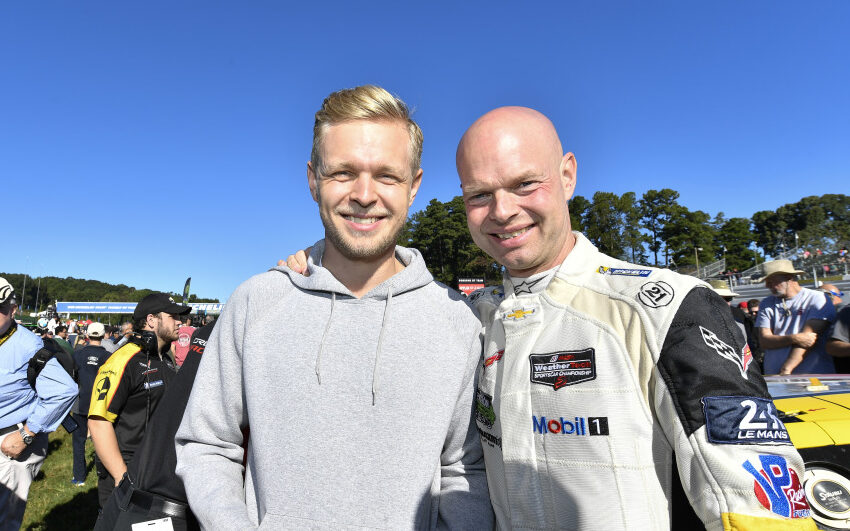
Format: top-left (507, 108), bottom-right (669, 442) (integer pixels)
top-left (53, 325), bottom-right (75, 356)
top-left (70, 322), bottom-right (110, 486)
top-left (114, 322), bottom-right (134, 349)
top-left (88, 294), bottom-right (189, 507)
top-left (748, 298), bottom-right (760, 317)
top-left (172, 316), bottom-right (195, 367)
top-left (820, 283), bottom-right (845, 312)
top-left (95, 321), bottom-right (217, 531)
top-left (826, 305), bottom-right (850, 374)
top-left (101, 326), bottom-right (119, 353)
top-left (756, 259), bottom-right (836, 374)
top-left (0, 277), bottom-right (76, 529)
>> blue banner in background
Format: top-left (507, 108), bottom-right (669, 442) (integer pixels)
top-left (56, 301), bottom-right (224, 314)
top-left (57, 302), bottom-right (138, 313)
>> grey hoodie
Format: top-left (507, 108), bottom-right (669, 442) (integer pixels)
top-left (175, 241), bottom-right (493, 530)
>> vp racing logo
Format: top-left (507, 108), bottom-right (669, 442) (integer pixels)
top-left (699, 326), bottom-right (753, 379)
top-left (742, 455), bottom-right (810, 519)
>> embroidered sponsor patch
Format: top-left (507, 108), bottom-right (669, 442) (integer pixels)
top-left (513, 277), bottom-right (545, 295)
top-left (483, 350), bottom-right (504, 369)
top-left (143, 380), bottom-right (164, 390)
top-left (477, 426), bottom-right (502, 449)
top-left (469, 287), bottom-right (504, 304)
top-left (703, 396), bottom-right (791, 445)
top-left (638, 281), bottom-right (674, 308)
top-left (475, 389), bottom-right (496, 428)
top-left (529, 349), bottom-right (596, 390)
top-left (597, 266), bottom-right (652, 277)
top-left (742, 455), bottom-right (810, 519)
top-left (699, 326), bottom-right (753, 379)
top-left (467, 290), bottom-right (486, 303)
top-left (532, 415), bottom-right (609, 436)
top-left (502, 307), bottom-right (536, 321)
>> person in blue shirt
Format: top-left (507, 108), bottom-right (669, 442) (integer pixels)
top-left (0, 277), bottom-right (77, 529)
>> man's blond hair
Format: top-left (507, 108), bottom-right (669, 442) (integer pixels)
top-left (311, 85), bottom-right (423, 175)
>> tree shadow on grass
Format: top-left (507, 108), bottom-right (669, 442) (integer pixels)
top-left (25, 487), bottom-right (100, 531)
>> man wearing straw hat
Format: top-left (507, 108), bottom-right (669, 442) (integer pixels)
top-left (755, 259), bottom-right (836, 374)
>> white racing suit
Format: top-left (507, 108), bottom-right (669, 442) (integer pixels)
top-left (470, 233), bottom-right (815, 530)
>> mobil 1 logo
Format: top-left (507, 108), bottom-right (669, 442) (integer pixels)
top-left (702, 396), bottom-right (791, 445)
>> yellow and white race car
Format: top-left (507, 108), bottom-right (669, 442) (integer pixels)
top-left (768, 375), bottom-right (850, 530)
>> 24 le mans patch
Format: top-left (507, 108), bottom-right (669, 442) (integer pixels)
top-left (702, 396), bottom-right (791, 445)
top-left (529, 349), bottom-right (596, 390)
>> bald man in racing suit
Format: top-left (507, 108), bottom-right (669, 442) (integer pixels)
top-left (457, 107), bottom-right (815, 530)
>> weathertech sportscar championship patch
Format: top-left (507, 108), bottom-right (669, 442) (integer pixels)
top-left (699, 325), bottom-right (753, 378)
top-left (529, 349), bottom-right (596, 390)
top-left (703, 396), bottom-right (791, 445)
top-left (742, 455), bottom-right (810, 519)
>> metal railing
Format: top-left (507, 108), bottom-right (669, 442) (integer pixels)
top-left (699, 258), bottom-right (726, 280)
top-left (739, 247), bottom-right (798, 281)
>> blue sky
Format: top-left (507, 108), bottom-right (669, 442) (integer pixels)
top-left (3, 2), bottom-right (848, 302)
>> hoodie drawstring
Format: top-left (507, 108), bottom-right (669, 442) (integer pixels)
top-left (372, 288), bottom-right (392, 406)
top-left (315, 292), bottom-right (336, 385)
top-left (314, 288), bottom-right (393, 407)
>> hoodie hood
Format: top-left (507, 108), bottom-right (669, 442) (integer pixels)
top-left (271, 239), bottom-right (434, 299)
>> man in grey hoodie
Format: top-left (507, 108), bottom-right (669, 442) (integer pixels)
top-left (175, 85), bottom-right (493, 530)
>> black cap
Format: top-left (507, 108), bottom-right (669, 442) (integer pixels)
top-left (133, 293), bottom-right (192, 320)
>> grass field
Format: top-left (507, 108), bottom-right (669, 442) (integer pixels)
top-left (22, 428), bottom-right (100, 530)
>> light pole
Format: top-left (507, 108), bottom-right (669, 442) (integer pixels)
top-left (694, 246), bottom-right (703, 277)
top-left (795, 232), bottom-right (799, 254)
top-left (34, 277), bottom-right (41, 314)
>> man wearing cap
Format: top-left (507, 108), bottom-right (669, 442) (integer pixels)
top-left (88, 293), bottom-right (190, 507)
top-left (0, 277), bottom-right (77, 529)
top-left (71, 322), bottom-right (111, 486)
top-left (756, 259), bottom-right (836, 374)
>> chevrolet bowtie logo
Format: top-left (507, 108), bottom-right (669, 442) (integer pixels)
top-left (503, 308), bottom-right (536, 320)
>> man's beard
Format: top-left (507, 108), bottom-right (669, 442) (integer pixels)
top-left (319, 208), bottom-right (402, 261)
top-left (156, 321), bottom-right (179, 343)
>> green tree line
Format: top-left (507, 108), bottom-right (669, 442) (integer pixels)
top-left (1, 273), bottom-right (218, 316)
top-left (399, 192), bottom-right (850, 286)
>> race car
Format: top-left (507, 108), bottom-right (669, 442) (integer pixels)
top-left (768, 375), bottom-right (850, 530)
